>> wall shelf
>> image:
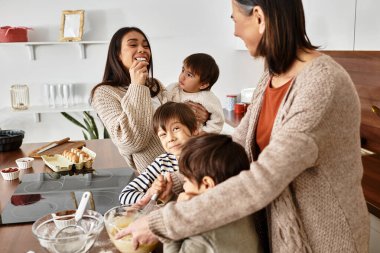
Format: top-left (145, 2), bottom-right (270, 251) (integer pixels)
top-left (0, 103), bottom-right (93, 122)
top-left (0, 41), bottom-right (108, 60)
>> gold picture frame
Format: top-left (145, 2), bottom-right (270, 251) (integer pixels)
top-left (60, 10), bottom-right (84, 42)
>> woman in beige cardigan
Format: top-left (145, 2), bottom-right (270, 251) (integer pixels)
top-left (116, 1), bottom-right (370, 252)
top-left (91, 27), bottom-right (208, 173)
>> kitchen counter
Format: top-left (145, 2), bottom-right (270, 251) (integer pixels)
top-left (223, 110), bottom-right (380, 219)
top-left (0, 139), bottom-right (128, 253)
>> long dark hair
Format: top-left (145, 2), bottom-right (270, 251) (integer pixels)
top-left (90, 27), bottom-right (160, 101)
top-left (235, 0), bottom-right (318, 75)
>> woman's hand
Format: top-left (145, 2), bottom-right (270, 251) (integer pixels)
top-left (185, 101), bottom-right (210, 126)
top-left (114, 215), bottom-right (159, 250)
top-left (129, 60), bottom-right (149, 85)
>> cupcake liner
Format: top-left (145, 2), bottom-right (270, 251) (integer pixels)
top-left (16, 157), bottom-right (34, 169)
top-left (1, 168), bottom-right (20, 180)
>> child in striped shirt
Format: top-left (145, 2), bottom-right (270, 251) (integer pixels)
top-left (119, 102), bottom-right (199, 205)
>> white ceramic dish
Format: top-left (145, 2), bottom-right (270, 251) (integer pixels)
top-left (16, 157), bottom-right (34, 169)
top-left (1, 167), bottom-right (20, 180)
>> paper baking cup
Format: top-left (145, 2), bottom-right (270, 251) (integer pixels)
top-left (1, 168), bottom-right (20, 181)
top-left (16, 157), bottom-right (34, 169)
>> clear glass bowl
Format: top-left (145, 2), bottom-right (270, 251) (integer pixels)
top-left (104, 205), bottom-right (157, 253)
top-left (32, 209), bottom-right (103, 253)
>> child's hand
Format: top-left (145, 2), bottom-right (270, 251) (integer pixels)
top-left (145, 173), bottom-right (173, 203)
top-left (133, 194), bottom-right (151, 210)
top-left (147, 175), bottom-right (166, 195)
top-left (185, 101), bottom-right (210, 125)
top-left (158, 173), bottom-right (173, 203)
top-left (177, 192), bottom-right (199, 202)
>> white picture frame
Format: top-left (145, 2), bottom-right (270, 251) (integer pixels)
top-left (60, 10), bottom-right (84, 42)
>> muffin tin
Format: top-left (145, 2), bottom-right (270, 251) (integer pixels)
top-left (0, 130), bottom-right (24, 152)
top-left (41, 147), bottom-right (96, 172)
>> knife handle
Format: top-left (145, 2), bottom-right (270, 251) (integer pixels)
top-left (54, 137), bottom-right (70, 146)
top-left (29, 137), bottom-right (71, 157)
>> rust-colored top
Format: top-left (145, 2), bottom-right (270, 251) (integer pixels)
top-left (256, 77), bottom-right (292, 151)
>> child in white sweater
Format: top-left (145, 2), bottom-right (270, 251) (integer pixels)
top-left (167, 53), bottom-right (224, 134)
top-left (119, 102), bottom-right (199, 205)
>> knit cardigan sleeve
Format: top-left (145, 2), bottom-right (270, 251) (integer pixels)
top-left (91, 84), bottom-right (156, 154)
top-left (232, 104), bottom-right (253, 146)
top-left (147, 62), bottom-right (339, 242)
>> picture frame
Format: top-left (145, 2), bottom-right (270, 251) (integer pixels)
top-left (60, 10), bottom-right (84, 42)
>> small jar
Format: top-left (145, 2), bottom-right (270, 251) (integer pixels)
top-left (234, 103), bottom-right (248, 115)
top-left (10, 84), bottom-right (29, 110)
top-left (226, 95), bottom-right (237, 111)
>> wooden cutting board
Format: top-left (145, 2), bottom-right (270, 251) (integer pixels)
top-left (29, 141), bottom-right (86, 158)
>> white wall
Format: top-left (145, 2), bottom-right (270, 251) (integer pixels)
top-left (0, 0), bottom-right (264, 143)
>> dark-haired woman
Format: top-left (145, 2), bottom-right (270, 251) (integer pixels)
top-left (116, 2), bottom-right (369, 252)
top-left (90, 27), bottom-right (167, 173)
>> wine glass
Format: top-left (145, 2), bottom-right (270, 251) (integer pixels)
top-left (44, 84), bottom-right (51, 107)
top-left (68, 83), bottom-right (75, 106)
top-left (57, 84), bottom-right (63, 107)
top-left (49, 84), bottom-right (56, 108)
top-left (62, 84), bottom-right (70, 108)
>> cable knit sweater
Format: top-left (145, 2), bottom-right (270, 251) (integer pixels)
top-left (91, 82), bottom-right (168, 173)
top-left (167, 83), bottom-right (224, 134)
top-left (148, 54), bottom-right (370, 253)
top-left (164, 215), bottom-right (262, 253)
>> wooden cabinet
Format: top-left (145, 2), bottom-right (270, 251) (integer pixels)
top-left (303, 0), bottom-right (356, 50)
top-left (354, 0), bottom-right (380, 50)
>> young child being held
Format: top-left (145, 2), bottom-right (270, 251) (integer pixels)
top-left (164, 133), bottom-right (262, 253)
top-left (119, 101), bottom-right (199, 205)
top-left (167, 53), bottom-right (224, 134)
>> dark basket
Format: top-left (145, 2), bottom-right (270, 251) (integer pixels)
top-left (0, 130), bottom-right (25, 152)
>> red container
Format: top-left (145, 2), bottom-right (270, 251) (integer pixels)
top-left (0, 26), bottom-right (31, 42)
top-left (234, 103), bottom-right (248, 115)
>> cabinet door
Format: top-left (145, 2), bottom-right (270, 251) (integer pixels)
top-left (303, 0), bottom-right (356, 50)
top-left (355, 0), bottom-right (380, 50)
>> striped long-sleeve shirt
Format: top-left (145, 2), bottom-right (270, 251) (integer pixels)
top-left (119, 153), bottom-right (179, 205)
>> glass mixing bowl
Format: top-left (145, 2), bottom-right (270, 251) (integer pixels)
top-left (104, 205), bottom-right (157, 253)
top-left (32, 209), bottom-right (103, 253)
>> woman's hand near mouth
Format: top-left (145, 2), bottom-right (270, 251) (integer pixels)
top-left (129, 59), bottom-right (149, 85)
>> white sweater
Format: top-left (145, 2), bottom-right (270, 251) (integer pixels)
top-left (167, 83), bottom-right (224, 134)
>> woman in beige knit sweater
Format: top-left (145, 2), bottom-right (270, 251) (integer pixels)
top-left (90, 27), bottom-right (167, 173)
top-left (90, 27), bottom-right (208, 173)
top-left (116, 1), bottom-right (370, 252)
